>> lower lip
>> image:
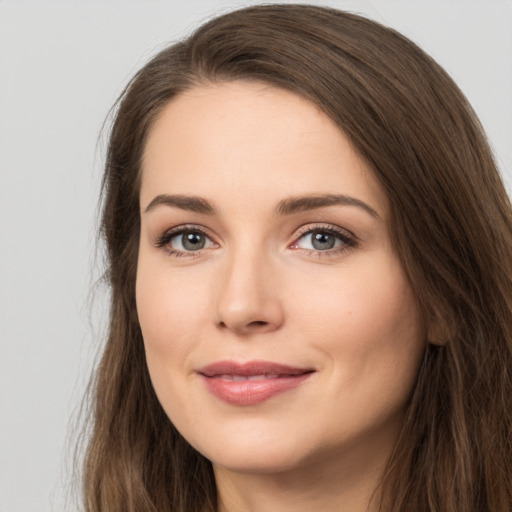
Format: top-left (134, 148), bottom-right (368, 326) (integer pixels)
top-left (200, 373), bottom-right (313, 406)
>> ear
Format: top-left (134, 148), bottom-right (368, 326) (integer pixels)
top-left (427, 309), bottom-right (453, 346)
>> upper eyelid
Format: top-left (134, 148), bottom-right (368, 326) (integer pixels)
top-left (292, 223), bottom-right (356, 239)
top-left (158, 221), bottom-right (353, 235)
top-left (161, 223), bottom-right (214, 237)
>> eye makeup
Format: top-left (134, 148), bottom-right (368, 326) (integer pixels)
top-left (152, 221), bottom-right (358, 259)
top-left (290, 223), bottom-right (358, 258)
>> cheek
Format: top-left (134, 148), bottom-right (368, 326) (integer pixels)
top-left (135, 259), bottom-right (207, 407)
top-left (136, 259), bottom-right (206, 348)
top-left (298, 256), bottom-right (419, 331)
top-left (295, 255), bottom-right (424, 383)
top-left (135, 261), bottom-right (208, 429)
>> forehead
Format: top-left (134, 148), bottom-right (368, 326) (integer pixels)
top-left (140, 81), bottom-right (387, 217)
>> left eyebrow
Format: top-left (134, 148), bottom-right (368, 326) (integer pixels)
top-left (274, 194), bottom-right (380, 219)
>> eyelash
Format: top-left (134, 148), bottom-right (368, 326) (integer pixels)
top-left (154, 224), bottom-right (216, 258)
top-left (291, 224), bottom-right (358, 257)
top-left (154, 223), bottom-right (358, 258)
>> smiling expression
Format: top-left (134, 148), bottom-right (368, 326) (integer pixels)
top-left (136, 81), bottom-right (426, 476)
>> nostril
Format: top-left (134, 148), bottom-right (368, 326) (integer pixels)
top-left (249, 320), bottom-right (269, 327)
top-left (217, 319), bottom-right (268, 331)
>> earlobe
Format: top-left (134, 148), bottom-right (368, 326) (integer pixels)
top-left (427, 335), bottom-right (448, 347)
top-left (427, 310), bottom-right (453, 346)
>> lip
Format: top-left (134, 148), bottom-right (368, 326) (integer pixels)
top-left (197, 360), bottom-right (315, 406)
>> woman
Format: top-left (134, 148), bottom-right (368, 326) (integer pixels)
top-left (82, 4), bottom-right (512, 511)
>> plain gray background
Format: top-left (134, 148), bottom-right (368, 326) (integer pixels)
top-left (1, 1), bottom-right (511, 510)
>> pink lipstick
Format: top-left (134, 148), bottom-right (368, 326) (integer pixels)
top-left (197, 360), bottom-right (315, 406)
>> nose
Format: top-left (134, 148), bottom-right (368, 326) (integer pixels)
top-left (215, 248), bottom-right (284, 336)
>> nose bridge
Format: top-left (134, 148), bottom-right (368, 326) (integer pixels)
top-left (215, 238), bottom-right (283, 334)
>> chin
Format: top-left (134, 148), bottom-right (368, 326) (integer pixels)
top-left (187, 423), bottom-right (323, 475)
top-left (209, 447), bottom-right (308, 475)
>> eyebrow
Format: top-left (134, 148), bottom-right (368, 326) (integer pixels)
top-left (274, 194), bottom-right (379, 218)
top-left (143, 193), bottom-right (379, 218)
top-left (144, 194), bottom-right (216, 214)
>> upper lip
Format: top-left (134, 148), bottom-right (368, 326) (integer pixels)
top-left (198, 360), bottom-right (315, 377)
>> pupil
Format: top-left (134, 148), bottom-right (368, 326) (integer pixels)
top-left (183, 232), bottom-right (205, 251)
top-left (312, 231), bottom-right (335, 250)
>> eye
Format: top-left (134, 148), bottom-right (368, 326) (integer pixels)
top-left (155, 226), bottom-right (216, 255)
top-left (290, 225), bottom-right (357, 255)
top-left (299, 230), bottom-right (341, 250)
top-left (173, 230), bottom-right (211, 251)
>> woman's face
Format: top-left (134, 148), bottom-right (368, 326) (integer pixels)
top-left (137, 82), bottom-right (425, 476)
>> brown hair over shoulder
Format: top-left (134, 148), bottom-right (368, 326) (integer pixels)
top-left (82, 4), bottom-right (512, 511)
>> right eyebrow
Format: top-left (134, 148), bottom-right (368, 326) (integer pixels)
top-left (143, 194), bottom-right (216, 215)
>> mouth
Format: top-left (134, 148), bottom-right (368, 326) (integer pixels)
top-left (197, 360), bottom-right (315, 406)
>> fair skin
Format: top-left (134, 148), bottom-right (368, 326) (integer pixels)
top-left (136, 81), bottom-right (426, 512)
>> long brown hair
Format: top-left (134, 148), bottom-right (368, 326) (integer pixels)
top-left (82, 4), bottom-right (512, 511)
